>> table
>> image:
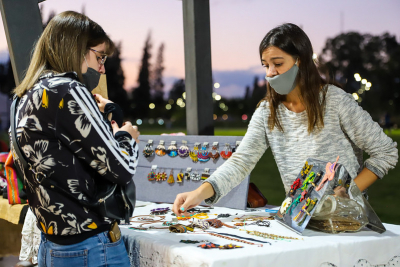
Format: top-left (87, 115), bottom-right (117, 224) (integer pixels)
top-left (121, 201), bottom-right (400, 267)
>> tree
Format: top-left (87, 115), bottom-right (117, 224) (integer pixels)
top-left (319, 32), bottom-right (400, 116)
top-left (104, 42), bottom-right (130, 117)
top-left (151, 43), bottom-right (165, 106)
top-left (131, 32), bottom-right (152, 119)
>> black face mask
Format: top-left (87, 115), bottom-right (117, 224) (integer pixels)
top-left (82, 67), bottom-right (101, 92)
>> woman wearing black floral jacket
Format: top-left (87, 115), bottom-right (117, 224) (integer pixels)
top-left (10, 11), bottom-right (138, 267)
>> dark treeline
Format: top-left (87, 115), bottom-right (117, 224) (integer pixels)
top-left (1, 11), bottom-right (399, 127)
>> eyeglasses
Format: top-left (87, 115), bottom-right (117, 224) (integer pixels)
top-left (90, 48), bottom-right (107, 65)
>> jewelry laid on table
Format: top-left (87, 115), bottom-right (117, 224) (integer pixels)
top-left (218, 244), bottom-right (244, 249)
top-left (184, 167), bottom-right (192, 181)
top-left (232, 215), bottom-right (275, 222)
top-left (192, 213), bottom-right (209, 219)
top-left (248, 220), bottom-right (271, 227)
top-left (201, 168), bottom-right (210, 180)
top-left (150, 207), bottom-right (170, 215)
top-left (147, 165), bottom-right (157, 181)
top-left (197, 142), bottom-right (210, 162)
top-left (209, 142), bottom-right (220, 161)
top-left (206, 219), bottom-right (237, 229)
top-left (155, 140), bottom-right (166, 156)
top-left (187, 208), bottom-right (211, 213)
top-left (138, 223), bottom-right (169, 230)
top-left (178, 140), bottom-right (190, 158)
top-left (167, 169), bottom-right (175, 184)
top-left (217, 213), bottom-right (232, 218)
top-left (220, 143), bottom-right (233, 159)
top-left (198, 242), bottom-right (219, 249)
top-left (176, 169), bottom-right (184, 183)
top-left (166, 141), bottom-right (178, 157)
top-left (239, 229), bottom-right (301, 241)
top-left (130, 215), bottom-right (166, 224)
top-left (190, 232), bottom-right (267, 247)
top-left (189, 219), bottom-right (210, 230)
top-left (143, 140), bottom-right (154, 158)
top-left (189, 143), bottom-right (200, 163)
top-left (180, 240), bottom-right (209, 244)
top-left (169, 224), bottom-right (187, 233)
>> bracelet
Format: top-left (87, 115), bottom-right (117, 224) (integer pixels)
top-left (209, 232), bottom-right (272, 245)
top-left (169, 224), bottom-right (187, 233)
top-left (192, 213), bottom-right (209, 219)
top-left (129, 215), bottom-right (166, 224)
top-left (240, 229), bottom-right (301, 240)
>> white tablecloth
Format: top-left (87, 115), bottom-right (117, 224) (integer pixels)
top-left (121, 201), bottom-right (400, 267)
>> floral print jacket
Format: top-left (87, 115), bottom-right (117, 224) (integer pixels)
top-left (11, 72), bottom-right (139, 244)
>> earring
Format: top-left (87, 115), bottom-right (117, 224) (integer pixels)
top-left (167, 169), bottom-right (175, 184)
top-left (201, 168), bottom-right (210, 180)
top-left (161, 169), bottom-right (167, 181)
top-left (189, 143), bottom-right (200, 163)
top-left (147, 165), bottom-right (157, 181)
top-left (167, 141), bottom-right (178, 157)
top-left (178, 140), bottom-right (190, 158)
top-left (155, 140), bottom-right (166, 156)
top-left (190, 170), bottom-right (199, 181)
top-left (209, 142), bottom-right (220, 161)
top-left (143, 140), bottom-right (154, 158)
top-left (198, 142), bottom-right (210, 162)
top-left (184, 168), bottom-right (192, 181)
top-left (177, 169), bottom-right (184, 183)
top-left (232, 141), bottom-right (241, 153)
top-left (220, 143), bottom-right (232, 159)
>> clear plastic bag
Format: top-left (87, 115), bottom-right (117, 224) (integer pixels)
top-left (308, 194), bottom-right (369, 234)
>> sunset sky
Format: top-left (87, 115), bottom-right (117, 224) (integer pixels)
top-left (1, 0), bottom-right (399, 98)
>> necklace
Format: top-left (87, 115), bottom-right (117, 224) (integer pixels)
top-left (240, 229), bottom-right (301, 241)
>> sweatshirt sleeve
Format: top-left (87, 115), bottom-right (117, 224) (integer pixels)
top-left (338, 91), bottom-right (398, 178)
top-left (55, 84), bottom-right (139, 185)
top-left (204, 101), bottom-right (269, 204)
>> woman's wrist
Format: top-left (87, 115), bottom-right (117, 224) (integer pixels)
top-left (195, 182), bottom-right (215, 200)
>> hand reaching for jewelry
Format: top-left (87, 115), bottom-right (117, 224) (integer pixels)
top-left (172, 191), bottom-right (203, 217)
top-left (172, 182), bottom-right (215, 216)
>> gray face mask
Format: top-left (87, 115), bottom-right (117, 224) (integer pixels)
top-left (265, 60), bottom-right (299, 95)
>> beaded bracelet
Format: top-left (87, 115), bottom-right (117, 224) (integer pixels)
top-left (192, 213), bottom-right (209, 219)
top-left (169, 224), bottom-right (187, 233)
top-left (129, 215), bottom-right (166, 223)
top-left (240, 229), bottom-right (301, 240)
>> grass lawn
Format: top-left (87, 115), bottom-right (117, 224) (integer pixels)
top-left (141, 127), bottom-right (400, 225)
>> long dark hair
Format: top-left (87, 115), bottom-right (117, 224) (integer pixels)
top-left (14, 11), bottom-right (115, 97)
top-left (258, 23), bottom-right (327, 133)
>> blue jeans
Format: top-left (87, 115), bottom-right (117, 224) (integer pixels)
top-left (38, 231), bottom-right (130, 267)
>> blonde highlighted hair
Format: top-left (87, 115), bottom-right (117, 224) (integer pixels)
top-left (14, 11), bottom-right (115, 97)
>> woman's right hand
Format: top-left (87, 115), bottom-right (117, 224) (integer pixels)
top-left (172, 182), bottom-right (215, 216)
top-left (111, 120), bottom-right (140, 143)
top-left (172, 191), bottom-right (204, 216)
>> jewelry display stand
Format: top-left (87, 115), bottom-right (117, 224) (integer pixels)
top-left (134, 135), bottom-right (250, 210)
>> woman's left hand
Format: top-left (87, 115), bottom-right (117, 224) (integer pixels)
top-left (94, 94), bottom-right (113, 113)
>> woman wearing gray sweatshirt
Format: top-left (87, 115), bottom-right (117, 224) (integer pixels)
top-left (172, 23), bottom-right (398, 215)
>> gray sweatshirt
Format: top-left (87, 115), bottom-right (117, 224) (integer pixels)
top-left (205, 85), bottom-right (398, 204)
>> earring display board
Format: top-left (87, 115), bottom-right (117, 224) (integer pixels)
top-left (134, 135), bottom-right (250, 210)
top-left (275, 157), bottom-right (386, 235)
top-left (275, 157), bottom-right (351, 234)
